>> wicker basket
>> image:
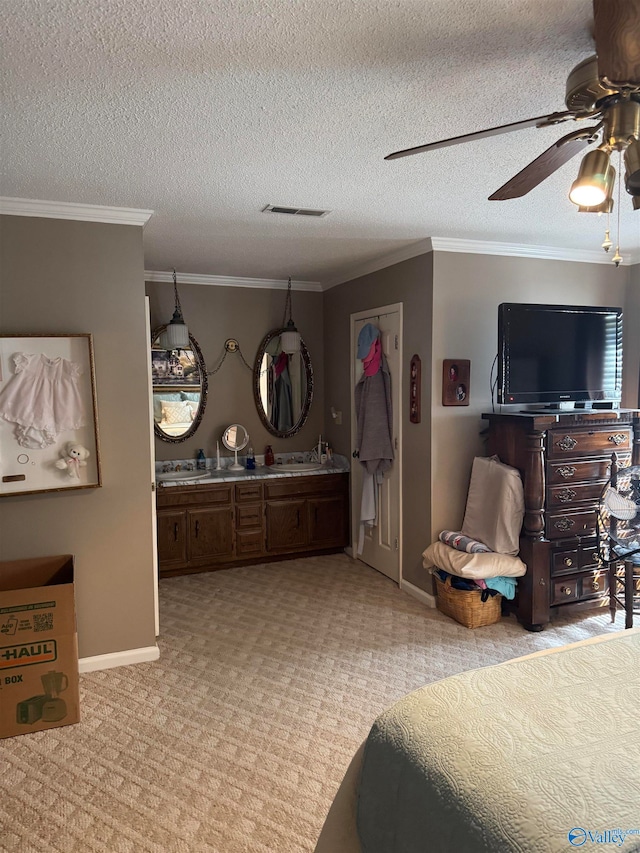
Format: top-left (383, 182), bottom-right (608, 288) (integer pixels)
top-left (434, 574), bottom-right (502, 629)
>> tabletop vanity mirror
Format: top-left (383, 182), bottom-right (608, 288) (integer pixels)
top-left (222, 423), bottom-right (249, 471)
top-left (151, 326), bottom-right (208, 443)
top-left (254, 329), bottom-right (313, 438)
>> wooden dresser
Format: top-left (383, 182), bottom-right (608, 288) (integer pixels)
top-left (482, 410), bottom-right (640, 631)
top-left (156, 472), bottom-right (349, 577)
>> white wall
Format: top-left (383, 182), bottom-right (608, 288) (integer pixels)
top-left (430, 252), bottom-right (631, 537)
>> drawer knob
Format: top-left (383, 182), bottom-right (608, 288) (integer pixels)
top-left (608, 433), bottom-right (627, 446)
top-left (557, 488), bottom-right (577, 503)
top-left (591, 580), bottom-right (600, 591)
top-left (557, 466), bottom-right (577, 479)
top-left (563, 557), bottom-right (574, 567)
top-left (556, 435), bottom-right (578, 451)
top-left (554, 518), bottom-right (575, 531)
top-left (561, 586), bottom-right (573, 596)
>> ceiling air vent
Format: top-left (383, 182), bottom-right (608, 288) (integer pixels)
top-left (262, 204), bottom-right (330, 217)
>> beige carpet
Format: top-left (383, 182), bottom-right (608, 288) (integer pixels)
top-left (0, 553), bottom-right (624, 853)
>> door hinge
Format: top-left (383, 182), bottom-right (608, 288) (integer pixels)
top-left (394, 538), bottom-right (399, 551)
top-left (394, 334), bottom-right (398, 350)
top-left (394, 436), bottom-right (398, 450)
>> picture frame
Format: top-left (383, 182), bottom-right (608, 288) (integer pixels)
top-left (151, 347), bottom-right (200, 386)
top-left (0, 334), bottom-right (101, 497)
top-left (442, 359), bottom-right (470, 407)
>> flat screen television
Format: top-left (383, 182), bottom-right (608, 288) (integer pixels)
top-left (497, 303), bottom-right (623, 406)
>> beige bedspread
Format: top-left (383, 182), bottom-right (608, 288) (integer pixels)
top-left (315, 629), bottom-right (640, 853)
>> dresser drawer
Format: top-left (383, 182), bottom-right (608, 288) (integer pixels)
top-left (547, 480), bottom-right (607, 508)
top-left (551, 542), bottom-right (600, 575)
top-left (546, 508), bottom-right (598, 540)
top-left (547, 428), bottom-right (631, 459)
top-left (157, 484), bottom-right (233, 508)
top-left (547, 455), bottom-right (630, 485)
top-left (552, 570), bottom-right (608, 605)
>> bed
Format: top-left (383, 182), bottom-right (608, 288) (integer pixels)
top-left (314, 629), bottom-right (640, 853)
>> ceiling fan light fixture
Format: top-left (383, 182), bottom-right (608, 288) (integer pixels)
top-left (569, 148), bottom-right (611, 207)
top-left (577, 164), bottom-right (616, 212)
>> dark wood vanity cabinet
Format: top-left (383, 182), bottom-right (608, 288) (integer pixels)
top-left (157, 472), bottom-right (349, 577)
top-left (483, 410), bottom-right (640, 631)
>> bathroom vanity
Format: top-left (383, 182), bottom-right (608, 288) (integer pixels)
top-left (156, 463), bottom-right (349, 577)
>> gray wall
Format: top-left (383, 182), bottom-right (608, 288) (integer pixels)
top-left (431, 252), bottom-right (631, 537)
top-left (146, 281), bottom-right (324, 461)
top-left (0, 215), bottom-right (156, 659)
top-left (323, 254), bottom-right (434, 590)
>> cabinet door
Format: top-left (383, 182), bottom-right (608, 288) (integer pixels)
top-left (157, 510), bottom-right (187, 568)
top-left (188, 507), bottom-right (234, 562)
top-left (266, 499), bottom-right (307, 551)
top-left (308, 495), bottom-right (347, 547)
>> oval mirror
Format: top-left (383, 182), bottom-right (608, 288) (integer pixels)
top-left (151, 326), bottom-right (208, 443)
top-left (253, 329), bottom-right (313, 438)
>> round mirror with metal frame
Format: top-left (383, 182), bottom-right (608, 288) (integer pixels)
top-left (222, 423), bottom-right (249, 471)
top-left (253, 328), bottom-right (313, 438)
top-left (151, 325), bottom-right (208, 443)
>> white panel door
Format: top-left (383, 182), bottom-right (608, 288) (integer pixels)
top-left (351, 306), bottom-right (402, 582)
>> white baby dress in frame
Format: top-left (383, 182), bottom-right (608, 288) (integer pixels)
top-left (0, 352), bottom-right (87, 448)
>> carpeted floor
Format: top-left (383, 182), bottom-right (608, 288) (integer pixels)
top-left (0, 553), bottom-right (625, 853)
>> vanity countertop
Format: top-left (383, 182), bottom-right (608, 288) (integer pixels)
top-left (156, 454), bottom-right (350, 487)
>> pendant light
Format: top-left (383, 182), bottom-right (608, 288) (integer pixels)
top-left (161, 269), bottom-right (189, 349)
top-left (280, 276), bottom-right (301, 355)
top-left (569, 148), bottom-right (611, 207)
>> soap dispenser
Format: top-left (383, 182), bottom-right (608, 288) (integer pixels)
top-left (265, 445), bottom-right (275, 466)
top-left (196, 449), bottom-right (206, 470)
top-left (246, 446), bottom-right (256, 470)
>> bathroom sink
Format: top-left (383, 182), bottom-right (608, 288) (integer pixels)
top-left (157, 470), bottom-right (210, 481)
top-left (275, 462), bottom-right (323, 472)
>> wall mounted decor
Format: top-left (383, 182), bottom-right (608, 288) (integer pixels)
top-left (0, 334), bottom-right (101, 496)
top-left (442, 359), bottom-right (470, 407)
top-left (410, 354), bottom-right (421, 423)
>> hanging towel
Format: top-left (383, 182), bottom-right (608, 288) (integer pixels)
top-left (363, 338), bottom-right (382, 377)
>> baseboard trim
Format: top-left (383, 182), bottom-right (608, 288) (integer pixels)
top-left (79, 645), bottom-right (160, 673)
top-left (401, 579), bottom-right (436, 608)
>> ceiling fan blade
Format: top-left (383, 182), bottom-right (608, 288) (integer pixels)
top-left (488, 129), bottom-right (597, 201)
top-left (593, 0), bottom-right (640, 87)
top-left (384, 111), bottom-right (576, 161)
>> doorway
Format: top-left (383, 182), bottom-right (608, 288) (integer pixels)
top-left (350, 304), bottom-right (403, 582)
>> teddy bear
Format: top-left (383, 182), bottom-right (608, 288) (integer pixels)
top-left (55, 443), bottom-right (90, 479)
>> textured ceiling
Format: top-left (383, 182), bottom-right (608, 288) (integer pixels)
top-left (2, 0), bottom-right (639, 284)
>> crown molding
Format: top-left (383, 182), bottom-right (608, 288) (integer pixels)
top-left (0, 197), bottom-right (154, 226)
top-left (323, 238), bottom-right (433, 289)
top-left (145, 270), bottom-right (322, 291)
top-left (429, 236), bottom-right (640, 266)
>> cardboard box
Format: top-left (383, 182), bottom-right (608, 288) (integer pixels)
top-left (0, 555), bottom-right (80, 738)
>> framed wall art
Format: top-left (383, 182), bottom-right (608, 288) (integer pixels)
top-left (0, 334), bottom-right (101, 496)
top-left (442, 359), bottom-right (470, 407)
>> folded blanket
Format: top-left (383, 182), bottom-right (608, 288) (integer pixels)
top-left (439, 530), bottom-right (491, 553)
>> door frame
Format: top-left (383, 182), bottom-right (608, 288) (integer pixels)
top-left (350, 302), bottom-right (403, 583)
top-left (145, 296), bottom-right (160, 636)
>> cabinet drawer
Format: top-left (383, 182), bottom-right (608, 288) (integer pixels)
top-left (547, 480), bottom-right (607, 508)
top-left (236, 529), bottom-right (264, 555)
top-left (157, 484), bottom-right (232, 508)
top-left (547, 455), bottom-right (630, 485)
top-left (236, 504), bottom-right (263, 530)
top-left (547, 428), bottom-right (631, 459)
top-left (235, 483), bottom-right (263, 503)
top-left (552, 576), bottom-right (579, 604)
top-left (546, 508), bottom-right (597, 540)
top-left (264, 474), bottom-right (347, 500)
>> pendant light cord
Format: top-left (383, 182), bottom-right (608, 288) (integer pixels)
top-left (172, 268), bottom-right (184, 316)
top-left (282, 277), bottom-right (293, 327)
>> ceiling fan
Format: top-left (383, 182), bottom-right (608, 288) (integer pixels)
top-left (386, 0), bottom-right (640, 213)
